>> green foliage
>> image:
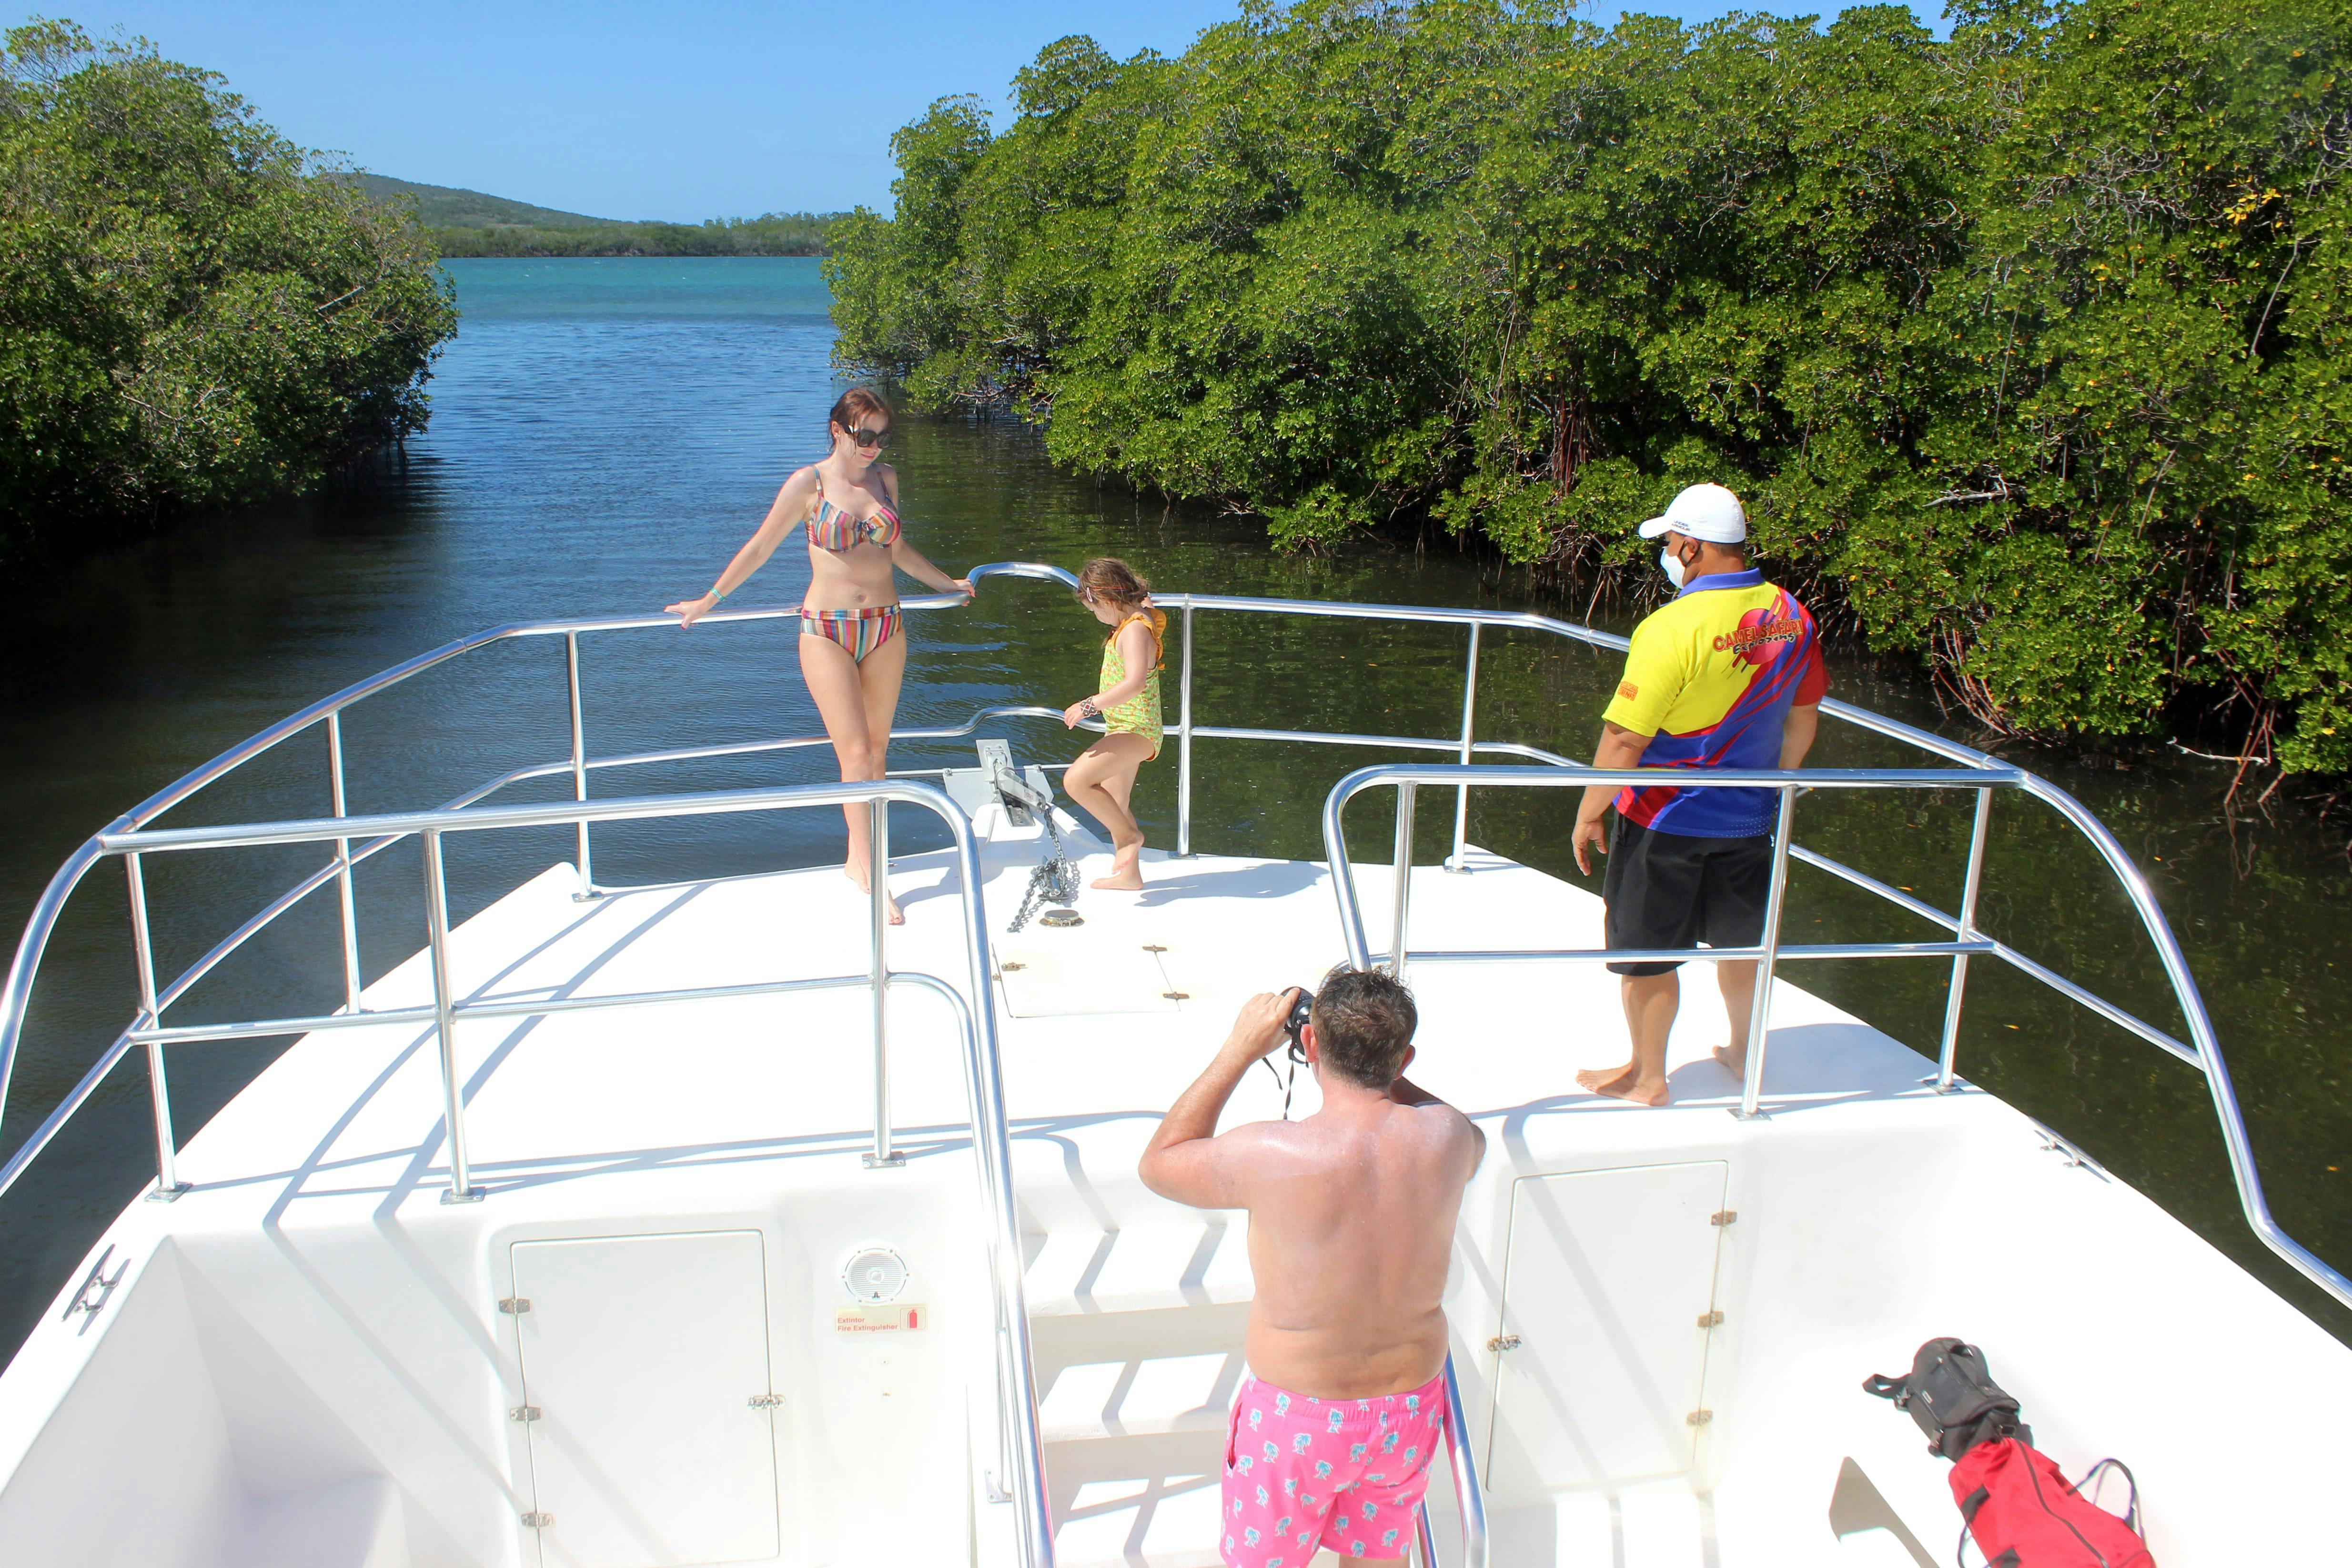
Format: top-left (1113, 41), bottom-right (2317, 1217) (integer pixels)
top-left (831, 0), bottom-right (2352, 770)
top-left (342, 173), bottom-right (616, 231)
top-left (0, 22), bottom-right (456, 560)
top-left (426, 211), bottom-right (841, 258)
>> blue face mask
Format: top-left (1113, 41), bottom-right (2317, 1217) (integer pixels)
top-left (1659, 545), bottom-right (1686, 588)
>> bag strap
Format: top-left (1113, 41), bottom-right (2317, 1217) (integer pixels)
top-left (1861, 1372), bottom-right (1908, 1402)
top-left (2073, 1458), bottom-right (2144, 1538)
top-left (2021, 1447), bottom-right (2119, 1568)
top-left (1956, 1522), bottom-right (2023, 1568)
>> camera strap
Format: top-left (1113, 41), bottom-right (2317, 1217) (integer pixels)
top-left (1258, 1053), bottom-right (1298, 1119)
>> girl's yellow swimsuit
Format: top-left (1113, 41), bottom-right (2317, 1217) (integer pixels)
top-left (1100, 608), bottom-right (1167, 758)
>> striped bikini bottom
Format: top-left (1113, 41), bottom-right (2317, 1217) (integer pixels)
top-left (798, 604), bottom-right (902, 663)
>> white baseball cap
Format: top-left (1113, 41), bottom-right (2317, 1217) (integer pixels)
top-left (1637, 482), bottom-right (1747, 543)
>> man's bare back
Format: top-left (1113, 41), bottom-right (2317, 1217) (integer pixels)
top-left (1139, 984), bottom-right (1485, 1399)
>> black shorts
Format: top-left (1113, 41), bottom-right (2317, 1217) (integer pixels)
top-left (1601, 815), bottom-right (1771, 977)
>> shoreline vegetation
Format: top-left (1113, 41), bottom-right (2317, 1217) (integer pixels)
top-left (0, 23), bottom-right (455, 565)
top-left (348, 175), bottom-right (840, 259)
top-left (827, 0), bottom-right (2352, 788)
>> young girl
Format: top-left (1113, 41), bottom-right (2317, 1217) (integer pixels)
top-left (1060, 559), bottom-right (1166, 891)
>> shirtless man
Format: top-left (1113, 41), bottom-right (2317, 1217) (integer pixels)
top-left (1139, 967), bottom-right (1485, 1568)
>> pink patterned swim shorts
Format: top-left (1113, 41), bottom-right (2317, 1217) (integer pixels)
top-left (1220, 1369), bottom-right (1446, 1566)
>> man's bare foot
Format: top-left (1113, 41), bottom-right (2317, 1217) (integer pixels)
top-left (1712, 1044), bottom-right (1747, 1080)
top-left (845, 864), bottom-right (905, 925)
top-left (1575, 1064), bottom-right (1670, 1106)
top-left (1091, 845), bottom-right (1144, 891)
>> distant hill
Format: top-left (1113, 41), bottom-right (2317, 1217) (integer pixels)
top-left (345, 174), bottom-right (841, 258)
top-left (349, 173), bottom-right (620, 231)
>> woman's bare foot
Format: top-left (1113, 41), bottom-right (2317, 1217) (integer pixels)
top-left (1575, 1064), bottom-right (1671, 1106)
top-left (845, 864), bottom-right (905, 925)
top-left (1091, 844), bottom-right (1144, 891)
top-left (1711, 1044), bottom-right (1747, 1081)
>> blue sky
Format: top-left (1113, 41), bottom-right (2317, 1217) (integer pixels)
top-left (11, 1), bottom-right (1880, 220)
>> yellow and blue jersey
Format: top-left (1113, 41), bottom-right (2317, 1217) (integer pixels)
top-left (1601, 569), bottom-right (1828, 837)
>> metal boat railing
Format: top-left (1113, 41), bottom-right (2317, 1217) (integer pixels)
top-left (0, 560), bottom-right (2343, 1552)
top-left (1321, 761), bottom-right (2352, 1314)
top-left (13, 777), bottom-right (1059, 1568)
top-left (1415, 1351), bottom-right (1491, 1568)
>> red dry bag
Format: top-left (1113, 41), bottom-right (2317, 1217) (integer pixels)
top-left (1949, 1438), bottom-right (2153, 1567)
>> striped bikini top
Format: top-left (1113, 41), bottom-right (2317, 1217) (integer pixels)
top-left (806, 469), bottom-right (902, 552)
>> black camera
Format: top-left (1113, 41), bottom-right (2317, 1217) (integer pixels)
top-left (1283, 987), bottom-right (1315, 1062)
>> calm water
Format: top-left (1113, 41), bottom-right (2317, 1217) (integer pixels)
top-left (2, 258), bottom-right (2348, 1356)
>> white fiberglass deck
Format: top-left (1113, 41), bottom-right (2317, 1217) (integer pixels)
top-left (1, 798), bottom-right (2344, 1568)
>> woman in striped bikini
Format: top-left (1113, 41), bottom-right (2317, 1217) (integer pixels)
top-left (666, 387), bottom-right (972, 923)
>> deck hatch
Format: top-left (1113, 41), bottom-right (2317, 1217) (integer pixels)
top-left (1485, 1161), bottom-right (1731, 1499)
top-left (509, 1229), bottom-right (780, 1567)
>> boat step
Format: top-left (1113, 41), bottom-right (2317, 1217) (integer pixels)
top-left (1031, 1300), bottom-right (1250, 1364)
top-left (1024, 1223), bottom-right (1252, 1316)
top-left (1051, 1467), bottom-right (1226, 1568)
top-left (1039, 1347), bottom-right (1242, 1443)
top-left (1547, 1487), bottom-right (1718, 1568)
top-left (1030, 1298), bottom-right (1250, 1564)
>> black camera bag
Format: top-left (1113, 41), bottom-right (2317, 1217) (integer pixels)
top-left (1863, 1337), bottom-right (2030, 1461)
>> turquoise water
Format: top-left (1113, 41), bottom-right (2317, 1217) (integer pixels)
top-left (449, 256), bottom-right (839, 319)
top-left (0, 257), bottom-right (2345, 1355)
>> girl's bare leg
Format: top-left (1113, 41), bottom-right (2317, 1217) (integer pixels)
top-left (799, 629), bottom-right (907, 923)
top-left (1064, 734), bottom-right (1153, 889)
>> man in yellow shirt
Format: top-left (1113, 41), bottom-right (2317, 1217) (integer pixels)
top-left (1569, 483), bottom-right (1826, 1105)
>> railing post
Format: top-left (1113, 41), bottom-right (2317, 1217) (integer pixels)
top-left (1933, 786), bottom-right (1995, 1093)
top-left (565, 632), bottom-right (596, 900)
top-left (1446, 623), bottom-right (1481, 873)
top-left (1389, 782), bottom-right (1417, 977)
top-left (1735, 785), bottom-right (1799, 1121)
top-left (1176, 600), bottom-right (1197, 858)
top-left (327, 712), bottom-right (362, 1013)
top-left (125, 853), bottom-right (188, 1201)
top-left (864, 798), bottom-right (904, 1169)
top-left (422, 831), bottom-right (483, 1202)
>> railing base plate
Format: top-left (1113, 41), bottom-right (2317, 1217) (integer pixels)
top-left (441, 1186), bottom-right (486, 1205)
top-left (146, 1183), bottom-right (191, 1203)
top-left (861, 1152), bottom-right (908, 1169)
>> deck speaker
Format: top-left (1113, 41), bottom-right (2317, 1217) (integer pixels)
top-left (841, 1244), bottom-right (908, 1304)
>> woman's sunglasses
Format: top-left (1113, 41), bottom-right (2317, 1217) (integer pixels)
top-left (844, 425), bottom-right (893, 449)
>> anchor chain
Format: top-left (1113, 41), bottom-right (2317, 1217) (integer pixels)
top-left (1005, 792), bottom-right (1080, 935)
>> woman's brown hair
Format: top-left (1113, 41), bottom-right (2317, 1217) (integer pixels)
top-left (828, 386), bottom-right (891, 441)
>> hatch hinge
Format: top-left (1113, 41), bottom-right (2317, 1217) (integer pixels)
top-left (498, 1297), bottom-right (531, 1314)
top-left (1696, 1310), bottom-right (1725, 1329)
top-left (509, 1405), bottom-right (542, 1423)
top-left (521, 1512), bottom-right (554, 1529)
top-left (748, 1393), bottom-right (784, 1409)
top-left (1486, 1333), bottom-right (1522, 1354)
top-left (1686, 1409), bottom-right (1714, 1427)
top-left (1710, 1210), bottom-right (1737, 1227)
